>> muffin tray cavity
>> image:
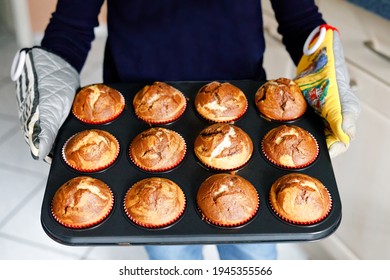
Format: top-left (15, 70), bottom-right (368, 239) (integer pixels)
top-left (41, 80), bottom-right (342, 246)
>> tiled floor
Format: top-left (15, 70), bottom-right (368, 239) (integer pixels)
top-left (0, 30), bottom-right (315, 260)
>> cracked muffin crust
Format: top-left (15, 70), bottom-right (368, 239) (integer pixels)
top-left (269, 173), bottom-right (332, 224)
top-left (194, 81), bottom-right (248, 123)
top-left (124, 177), bottom-right (186, 228)
top-left (261, 125), bottom-right (318, 169)
top-left (133, 81), bottom-right (187, 124)
top-left (255, 78), bottom-right (307, 121)
top-left (51, 176), bottom-right (114, 228)
top-left (196, 173), bottom-right (259, 227)
top-left (194, 123), bottom-right (253, 171)
top-left (62, 129), bottom-right (120, 172)
top-left (72, 84), bottom-right (125, 124)
top-left (129, 127), bottom-right (186, 172)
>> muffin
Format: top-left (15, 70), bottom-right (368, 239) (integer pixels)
top-left (62, 129), bottom-right (120, 172)
top-left (196, 173), bottom-right (259, 227)
top-left (51, 176), bottom-right (114, 228)
top-left (123, 177), bottom-right (186, 228)
top-left (72, 84), bottom-right (125, 124)
top-left (133, 81), bottom-right (187, 124)
top-left (194, 81), bottom-right (248, 123)
top-left (194, 123), bottom-right (253, 171)
top-left (255, 78), bottom-right (307, 121)
top-left (261, 124), bottom-right (319, 169)
top-left (269, 173), bottom-right (332, 224)
top-left (129, 127), bottom-right (186, 172)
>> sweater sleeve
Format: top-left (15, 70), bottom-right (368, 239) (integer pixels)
top-left (40, 0), bottom-right (105, 72)
top-left (270, 0), bottom-right (326, 65)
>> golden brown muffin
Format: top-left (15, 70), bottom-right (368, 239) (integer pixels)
top-left (255, 78), bottom-right (307, 121)
top-left (261, 125), bottom-right (318, 169)
top-left (133, 81), bottom-right (187, 124)
top-left (194, 81), bottom-right (248, 122)
top-left (194, 123), bottom-right (253, 170)
top-left (62, 129), bottom-right (120, 172)
top-left (196, 173), bottom-right (259, 227)
top-left (129, 127), bottom-right (186, 172)
top-left (269, 173), bottom-right (332, 224)
top-left (72, 84), bottom-right (125, 124)
top-left (51, 176), bottom-right (114, 228)
top-left (124, 177), bottom-right (186, 228)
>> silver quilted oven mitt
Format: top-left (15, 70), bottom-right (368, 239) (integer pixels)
top-left (11, 47), bottom-right (80, 163)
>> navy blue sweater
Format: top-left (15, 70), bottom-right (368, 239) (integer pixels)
top-left (41, 0), bottom-right (325, 83)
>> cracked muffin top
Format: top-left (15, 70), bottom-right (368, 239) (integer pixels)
top-left (72, 84), bottom-right (125, 124)
top-left (62, 129), bottom-right (120, 172)
top-left (196, 173), bottom-right (259, 227)
top-left (194, 123), bottom-right (253, 171)
top-left (269, 173), bottom-right (332, 224)
top-left (194, 81), bottom-right (248, 123)
top-left (51, 176), bottom-right (114, 228)
top-left (123, 177), bottom-right (186, 228)
top-left (133, 81), bottom-right (186, 124)
top-left (261, 124), bottom-right (318, 169)
top-left (129, 127), bottom-right (186, 172)
top-left (255, 78), bottom-right (307, 121)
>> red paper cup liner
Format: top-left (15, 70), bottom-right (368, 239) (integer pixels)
top-left (72, 90), bottom-right (125, 125)
top-left (269, 189), bottom-right (332, 225)
top-left (261, 132), bottom-right (319, 170)
top-left (123, 188), bottom-right (186, 229)
top-left (62, 132), bottom-right (120, 173)
top-left (51, 186), bottom-right (114, 229)
top-left (197, 155), bottom-right (252, 172)
top-left (128, 132), bottom-right (187, 172)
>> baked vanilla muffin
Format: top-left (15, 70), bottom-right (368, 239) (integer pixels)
top-left (194, 81), bottom-right (248, 122)
top-left (62, 129), bottom-right (120, 172)
top-left (261, 125), bottom-right (318, 169)
top-left (269, 173), bottom-right (332, 224)
top-left (133, 81), bottom-right (187, 124)
top-left (129, 127), bottom-right (186, 172)
top-left (124, 177), bottom-right (186, 228)
top-left (51, 176), bottom-right (114, 228)
top-left (194, 123), bottom-right (253, 170)
top-left (255, 78), bottom-right (307, 121)
top-left (196, 173), bottom-right (259, 227)
top-left (72, 84), bottom-right (125, 124)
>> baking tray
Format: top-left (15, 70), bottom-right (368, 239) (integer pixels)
top-left (40, 80), bottom-right (342, 246)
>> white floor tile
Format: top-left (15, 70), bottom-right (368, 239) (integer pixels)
top-left (0, 183), bottom-right (91, 259)
top-left (0, 235), bottom-right (80, 260)
top-left (85, 245), bottom-right (149, 260)
top-left (0, 168), bottom-right (43, 225)
top-left (0, 130), bottom-right (51, 175)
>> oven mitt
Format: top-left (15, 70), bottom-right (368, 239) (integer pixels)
top-left (10, 47), bottom-right (79, 163)
top-left (294, 24), bottom-right (360, 158)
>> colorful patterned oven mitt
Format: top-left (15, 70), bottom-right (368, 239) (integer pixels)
top-left (10, 47), bottom-right (79, 163)
top-left (294, 24), bottom-right (361, 158)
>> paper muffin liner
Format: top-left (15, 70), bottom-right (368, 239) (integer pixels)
top-left (128, 132), bottom-right (187, 173)
top-left (51, 184), bottom-right (114, 229)
top-left (123, 187), bottom-right (186, 229)
top-left (268, 189), bottom-right (332, 225)
top-left (196, 101), bottom-right (248, 124)
top-left (72, 90), bottom-right (126, 125)
top-left (135, 96), bottom-right (187, 125)
top-left (260, 131), bottom-right (319, 170)
top-left (197, 193), bottom-right (259, 228)
top-left (62, 132), bottom-right (120, 173)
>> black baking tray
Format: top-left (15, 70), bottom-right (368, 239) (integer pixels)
top-left (41, 80), bottom-right (342, 246)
